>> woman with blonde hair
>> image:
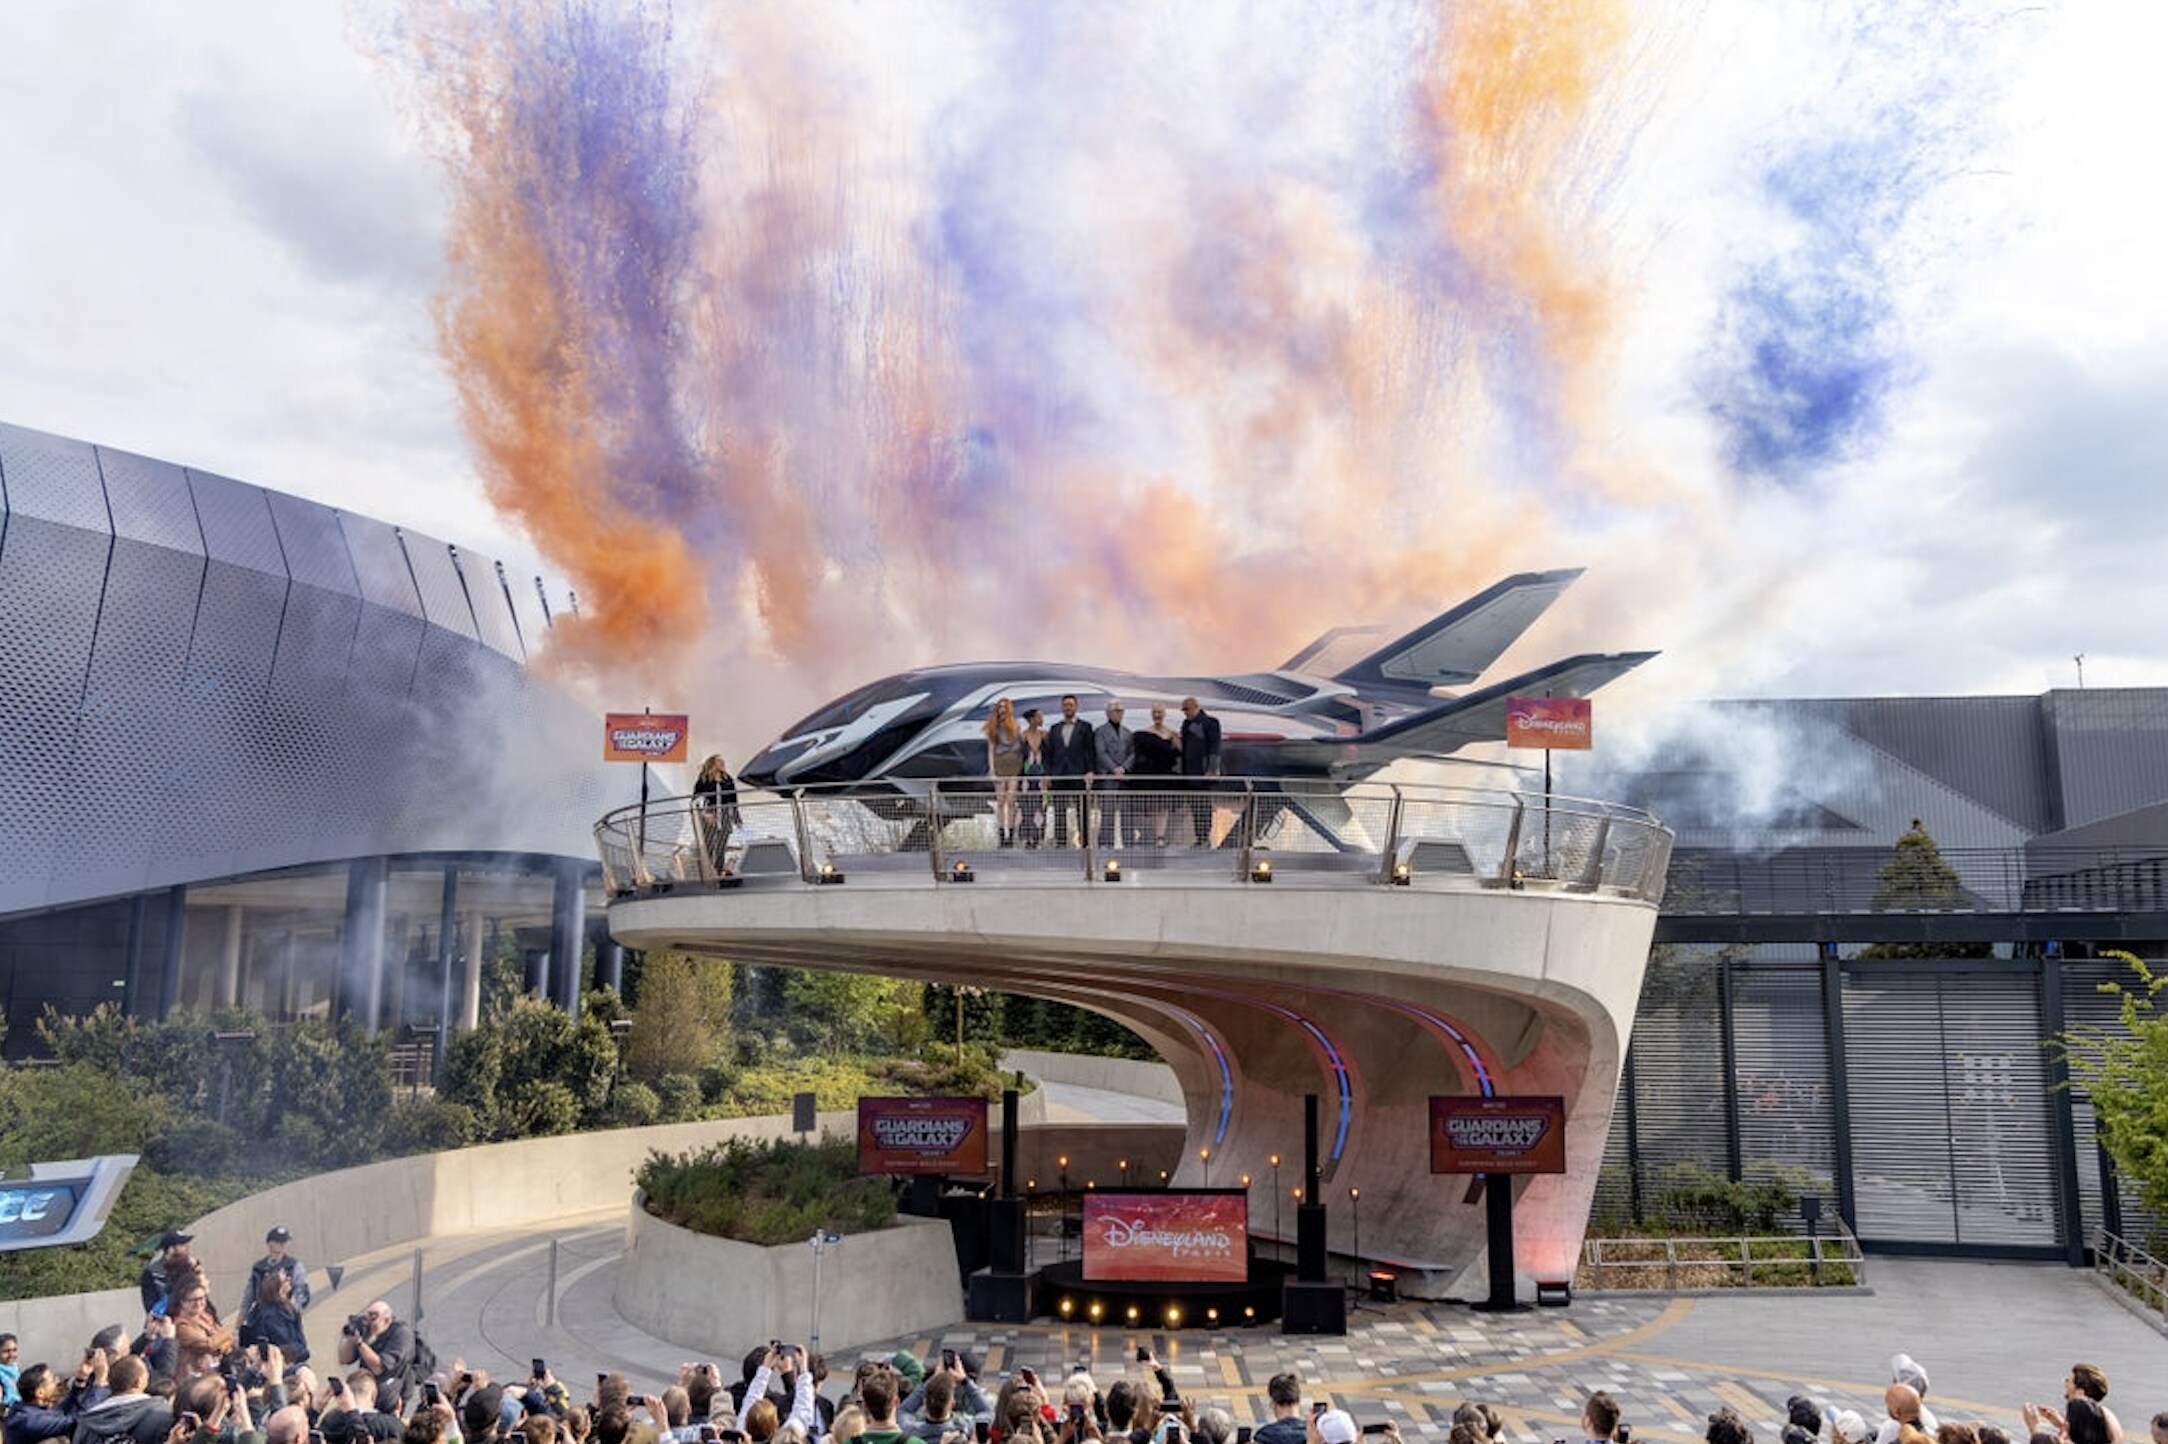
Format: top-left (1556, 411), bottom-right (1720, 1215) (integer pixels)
top-left (983, 699), bottom-right (1023, 847)
top-left (694, 754), bottom-right (740, 878)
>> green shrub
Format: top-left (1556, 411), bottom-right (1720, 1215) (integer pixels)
top-left (697, 1061), bottom-right (737, 1104)
top-left (610, 1082), bottom-right (662, 1127)
top-left (149, 1116), bottom-right (246, 1176)
top-left (382, 1098), bottom-right (480, 1154)
top-left (0, 1062), bottom-right (174, 1167)
top-left (503, 1080), bottom-right (581, 1136)
top-left (656, 1074), bottom-right (703, 1121)
top-left (637, 1135), bottom-right (895, 1246)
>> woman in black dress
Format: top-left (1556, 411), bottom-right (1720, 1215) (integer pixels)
top-left (1130, 703), bottom-right (1182, 846)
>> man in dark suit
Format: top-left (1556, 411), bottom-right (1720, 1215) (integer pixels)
top-left (1043, 693), bottom-right (1098, 847)
top-left (1179, 696), bottom-right (1223, 846)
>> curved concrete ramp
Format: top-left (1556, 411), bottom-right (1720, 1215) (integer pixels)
top-left (600, 781), bottom-right (1670, 1296)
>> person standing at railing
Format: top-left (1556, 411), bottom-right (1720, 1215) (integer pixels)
top-left (1043, 694), bottom-right (1097, 849)
top-left (1018, 710), bottom-right (1050, 848)
top-left (984, 699), bottom-right (1025, 848)
top-left (694, 755), bottom-right (741, 877)
top-left (1178, 697), bottom-right (1222, 847)
top-left (1093, 701), bottom-right (1135, 849)
top-left (1132, 704), bottom-right (1181, 847)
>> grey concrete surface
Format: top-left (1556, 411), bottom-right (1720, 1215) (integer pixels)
top-left (312, 1212), bottom-right (2164, 1444)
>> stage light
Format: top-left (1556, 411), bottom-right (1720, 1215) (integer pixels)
top-left (1086, 1179), bottom-right (1096, 1190)
top-left (1348, 1187), bottom-right (1360, 1201)
top-left (1269, 1153), bottom-right (1280, 1168)
top-left (1250, 858), bottom-right (1274, 882)
top-left (1205, 1307), bottom-right (1219, 1324)
top-left (1088, 1301), bottom-right (1104, 1322)
top-left (1058, 1155), bottom-right (1069, 1170)
top-left (1242, 1306), bottom-right (1255, 1320)
top-left (1391, 861), bottom-right (1411, 886)
top-left (1240, 1173), bottom-right (1251, 1189)
top-left (1059, 1297), bottom-right (1075, 1318)
top-left (1104, 859), bottom-right (1123, 882)
top-left (1125, 1304), bottom-right (1140, 1323)
top-left (1367, 1268), bottom-right (1399, 1303)
top-left (817, 860), bottom-right (846, 885)
top-left (1535, 1280), bottom-right (1572, 1307)
top-left (950, 859), bottom-right (975, 882)
top-left (1164, 1304), bottom-right (1182, 1327)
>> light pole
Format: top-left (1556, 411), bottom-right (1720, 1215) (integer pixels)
top-left (1199, 1145), bottom-right (1212, 1187)
top-left (1119, 1157), bottom-right (1131, 1189)
top-left (1348, 1187), bottom-right (1361, 1277)
top-left (1058, 1155), bottom-right (1071, 1262)
top-left (808, 1230), bottom-right (842, 1352)
top-left (1270, 1154), bottom-right (1282, 1258)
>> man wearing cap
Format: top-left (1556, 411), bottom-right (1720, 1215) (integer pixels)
top-left (1311, 1409), bottom-right (1389, 1444)
top-left (240, 1227), bottom-right (311, 1327)
top-left (138, 1231), bottom-right (197, 1313)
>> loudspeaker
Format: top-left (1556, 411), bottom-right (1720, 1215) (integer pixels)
top-left (1279, 1280), bottom-right (1346, 1335)
top-left (988, 1197), bottom-right (1027, 1274)
top-left (966, 1269), bottom-right (1034, 1323)
top-left (1296, 1202), bottom-right (1327, 1281)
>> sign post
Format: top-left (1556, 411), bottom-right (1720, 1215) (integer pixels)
top-left (1429, 1095), bottom-right (1565, 1311)
top-left (1506, 696), bottom-right (1592, 878)
top-left (603, 711), bottom-right (690, 863)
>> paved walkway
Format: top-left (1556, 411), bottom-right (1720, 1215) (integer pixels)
top-left (316, 1218), bottom-right (2166, 1444)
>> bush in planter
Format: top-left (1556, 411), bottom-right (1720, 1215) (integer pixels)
top-left (638, 1135), bottom-right (894, 1246)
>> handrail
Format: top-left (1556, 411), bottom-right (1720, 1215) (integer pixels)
top-left (593, 776), bottom-right (1675, 904)
top-left (2093, 1226), bottom-right (2168, 1329)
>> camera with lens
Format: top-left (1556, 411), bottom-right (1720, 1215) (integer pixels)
top-left (344, 1313), bottom-right (369, 1337)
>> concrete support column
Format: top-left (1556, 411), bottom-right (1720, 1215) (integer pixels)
top-left (460, 914), bottom-right (484, 1030)
top-left (550, 858), bottom-right (586, 1019)
top-left (217, 905), bottom-right (244, 1009)
top-left (157, 885), bottom-right (187, 1019)
top-left (123, 894), bottom-right (149, 1017)
top-left (341, 857), bottom-right (389, 1034)
top-left (597, 938), bottom-right (624, 996)
top-left (437, 867), bottom-right (461, 1040)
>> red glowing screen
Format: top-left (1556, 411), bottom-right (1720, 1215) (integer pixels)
top-left (1081, 1191), bottom-right (1248, 1283)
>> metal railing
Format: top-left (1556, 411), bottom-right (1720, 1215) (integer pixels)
top-left (1663, 844), bottom-right (2168, 917)
top-left (1579, 1226), bottom-right (1866, 1290)
top-left (2093, 1227), bottom-right (2168, 1329)
top-left (592, 777), bottom-right (1674, 904)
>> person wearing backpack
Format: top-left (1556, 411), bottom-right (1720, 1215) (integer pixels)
top-left (336, 1304), bottom-right (413, 1413)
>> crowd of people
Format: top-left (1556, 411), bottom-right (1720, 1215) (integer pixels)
top-left (7, 1240), bottom-right (2161, 1444)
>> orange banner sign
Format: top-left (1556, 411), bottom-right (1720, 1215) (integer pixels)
top-left (1429, 1095), bottom-right (1567, 1174)
top-left (1505, 696), bottom-right (1592, 750)
top-left (1082, 1191), bottom-right (1249, 1283)
top-left (856, 1096), bottom-right (989, 1176)
top-left (603, 712), bottom-right (690, 763)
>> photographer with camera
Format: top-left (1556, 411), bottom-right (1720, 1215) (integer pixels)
top-left (335, 1305), bottom-right (411, 1414)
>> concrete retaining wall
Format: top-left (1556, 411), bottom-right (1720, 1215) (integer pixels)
top-left (615, 1194), bottom-right (959, 1359)
top-left (1002, 1049), bottom-right (1182, 1106)
top-left (0, 1110), bottom-right (855, 1355)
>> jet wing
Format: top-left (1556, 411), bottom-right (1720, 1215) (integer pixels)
top-left (1332, 568), bottom-right (1584, 689)
top-left (1352, 651), bottom-right (1657, 754)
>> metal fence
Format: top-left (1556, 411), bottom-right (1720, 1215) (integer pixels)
top-left (1579, 1226), bottom-right (1867, 1290)
top-left (592, 777), bottom-right (1674, 904)
top-left (1664, 845), bottom-right (2168, 916)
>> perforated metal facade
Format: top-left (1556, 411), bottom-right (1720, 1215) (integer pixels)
top-left (0, 422), bottom-right (607, 917)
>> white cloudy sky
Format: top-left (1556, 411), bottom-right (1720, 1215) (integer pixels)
top-left (1, 1), bottom-right (2164, 711)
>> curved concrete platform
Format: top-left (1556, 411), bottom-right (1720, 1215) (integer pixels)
top-left (602, 782), bottom-right (1671, 1295)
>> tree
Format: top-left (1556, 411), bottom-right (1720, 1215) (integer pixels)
top-left (782, 971), bottom-right (893, 1054)
top-left (623, 952), bottom-right (730, 1081)
top-left (1859, 818), bottom-right (1991, 959)
top-left (2060, 950), bottom-right (2168, 1239)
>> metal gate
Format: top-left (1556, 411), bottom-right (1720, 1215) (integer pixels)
top-left (1839, 967), bottom-right (2062, 1252)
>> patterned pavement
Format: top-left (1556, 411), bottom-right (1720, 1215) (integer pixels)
top-left (311, 1216), bottom-right (2168, 1444)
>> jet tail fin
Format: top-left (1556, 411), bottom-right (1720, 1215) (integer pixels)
top-left (1353, 651), bottom-right (1657, 755)
top-left (1333, 568), bottom-right (1584, 690)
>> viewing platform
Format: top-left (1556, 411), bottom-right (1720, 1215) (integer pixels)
top-left (595, 778), bottom-right (1673, 1299)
